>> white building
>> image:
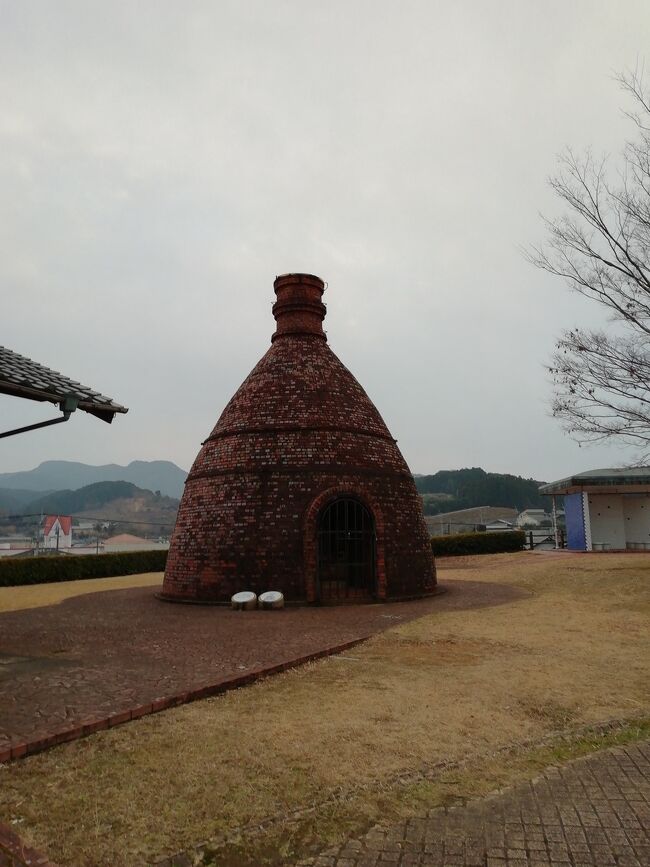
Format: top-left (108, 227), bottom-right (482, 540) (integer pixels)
top-left (515, 509), bottom-right (549, 527)
top-left (540, 468), bottom-right (650, 551)
top-left (43, 515), bottom-right (72, 549)
top-left (484, 518), bottom-right (514, 532)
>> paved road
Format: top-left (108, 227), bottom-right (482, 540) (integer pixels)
top-left (296, 740), bottom-right (650, 867)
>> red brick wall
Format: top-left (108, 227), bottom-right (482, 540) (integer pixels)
top-left (163, 275), bottom-right (436, 604)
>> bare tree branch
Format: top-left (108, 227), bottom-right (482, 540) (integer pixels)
top-left (527, 68), bottom-right (650, 462)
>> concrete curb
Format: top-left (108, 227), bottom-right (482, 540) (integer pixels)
top-left (0, 820), bottom-right (58, 867)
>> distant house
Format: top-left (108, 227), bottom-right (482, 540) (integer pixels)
top-left (103, 533), bottom-right (169, 553)
top-left (515, 509), bottom-right (549, 527)
top-left (484, 518), bottom-right (514, 532)
top-left (425, 506), bottom-right (517, 536)
top-left (43, 515), bottom-right (72, 549)
top-left (104, 533), bottom-right (149, 547)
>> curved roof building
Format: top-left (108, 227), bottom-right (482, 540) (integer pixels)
top-left (162, 273), bottom-right (436, 604)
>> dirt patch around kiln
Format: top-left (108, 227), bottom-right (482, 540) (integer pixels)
top-left (1, 553), bottom-right (649, 867)
top-left (0, 575), bottom-right (524, 754)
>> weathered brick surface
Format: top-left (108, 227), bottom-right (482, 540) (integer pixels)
top-left (163, 273), bottom-right (436, 603)
top-left (293, 740), bottom-right (650, 867)
top-left (0, 821), bottom-right (56, 866)
top-left (0, 579), bottom-right (522, 756)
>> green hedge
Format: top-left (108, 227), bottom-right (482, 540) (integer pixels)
top-left (431, 530), bottom-right (525, 557)
top-left (0, 549), bottom-right (168, 587)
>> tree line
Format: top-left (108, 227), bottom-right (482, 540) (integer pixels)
top-left (414, 467), bottom-right (546, 515)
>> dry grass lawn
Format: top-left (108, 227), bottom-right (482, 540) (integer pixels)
top-left (0, 572), bottom-right (163, 613)
top-left (1, 552), bottom-right (649, 866)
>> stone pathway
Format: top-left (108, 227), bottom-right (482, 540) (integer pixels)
top-left (295, 740), bottom-right (650, 867)
top-left (0, 578), bottom-right (523, 759)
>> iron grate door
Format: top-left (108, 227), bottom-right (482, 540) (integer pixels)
top-left (317, 498), bottom-right (376, 602)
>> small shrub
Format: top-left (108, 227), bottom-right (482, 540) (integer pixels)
top-left (431, 530), bottom-right (525, 557)
top-left (0, 550), bottom-right (168, 587)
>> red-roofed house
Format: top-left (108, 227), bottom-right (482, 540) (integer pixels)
top-left (43, 515), bottom-right (72, 550)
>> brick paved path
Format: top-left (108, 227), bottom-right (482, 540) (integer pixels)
top-left (0, 578), bottom-right (523, 756)
top-left (0, 821), bottom-right (53, 867)
top-left (296, 741), bottom-right (650, 867)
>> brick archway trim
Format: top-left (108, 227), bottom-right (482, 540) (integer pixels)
top-left (303, 486), bottom-right (387, 603)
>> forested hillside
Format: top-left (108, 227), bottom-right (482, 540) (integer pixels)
top-left (415, 467), bottom-right (546, 515)
top-left (23, 481), bottom-right (179, 516)
top-left (24, 481), bottom-right (142, 514)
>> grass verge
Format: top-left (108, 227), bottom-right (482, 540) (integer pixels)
top-left (0, 572), bottom-right (163, 612)
top-left (207, 716), bottom-right (650, 866)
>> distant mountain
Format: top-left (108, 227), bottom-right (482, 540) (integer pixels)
top-left (25, 481), bottom-right (150, 515)
top-left (0, 460), bottom-right (187, 498)
top-left (415, 467), bottom-right (547, 515)
top-left (0, 487), bottom-right (49, 512)
top-left (15, 481), bottom-right (180, 533)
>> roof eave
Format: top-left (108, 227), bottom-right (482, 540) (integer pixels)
top-left (540, 479), bottom-right (650, 496)
top-left (0, 382), bottom-right (128, 423)
top-left (85, 405), bottom-right (129, 424)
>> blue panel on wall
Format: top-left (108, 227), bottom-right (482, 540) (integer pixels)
top-left (565, 493), bottom-right (586, 550)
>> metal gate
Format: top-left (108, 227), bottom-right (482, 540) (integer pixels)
top-left (317, 498), bottom-right (375, 602)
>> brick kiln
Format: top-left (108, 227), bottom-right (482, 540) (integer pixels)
top-left (162, 273), bottom-right (436, 604)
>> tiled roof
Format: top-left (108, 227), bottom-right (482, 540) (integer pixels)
top-left (0, 345), bottom-right (127, 423)
top-left (44, 515), bottom-right (72, 536)
top-left (104, 533), bottom-right (148, 544)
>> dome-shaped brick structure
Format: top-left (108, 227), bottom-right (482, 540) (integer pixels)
top-left (162, 273), bottom-right (436, 604)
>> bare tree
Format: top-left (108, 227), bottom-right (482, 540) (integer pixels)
top-left (529, 68), bottom-right (650, 460)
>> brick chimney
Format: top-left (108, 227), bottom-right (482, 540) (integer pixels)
top-left (272, 273), bottom-right (326, 342)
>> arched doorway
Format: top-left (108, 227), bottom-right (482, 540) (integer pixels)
top-left (317, 497), bottom-right (376, 602)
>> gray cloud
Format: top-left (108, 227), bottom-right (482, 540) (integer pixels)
top-left (2, 0), bottom-right (650, 482)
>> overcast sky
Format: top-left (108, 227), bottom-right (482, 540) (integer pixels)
top-left (2, 1), bottom-right (650, 482)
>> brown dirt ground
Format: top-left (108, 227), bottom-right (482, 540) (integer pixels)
top-left (0, 575), bottom-right (521, 753)
top-left (0, 552), bottom-right (648, 867)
